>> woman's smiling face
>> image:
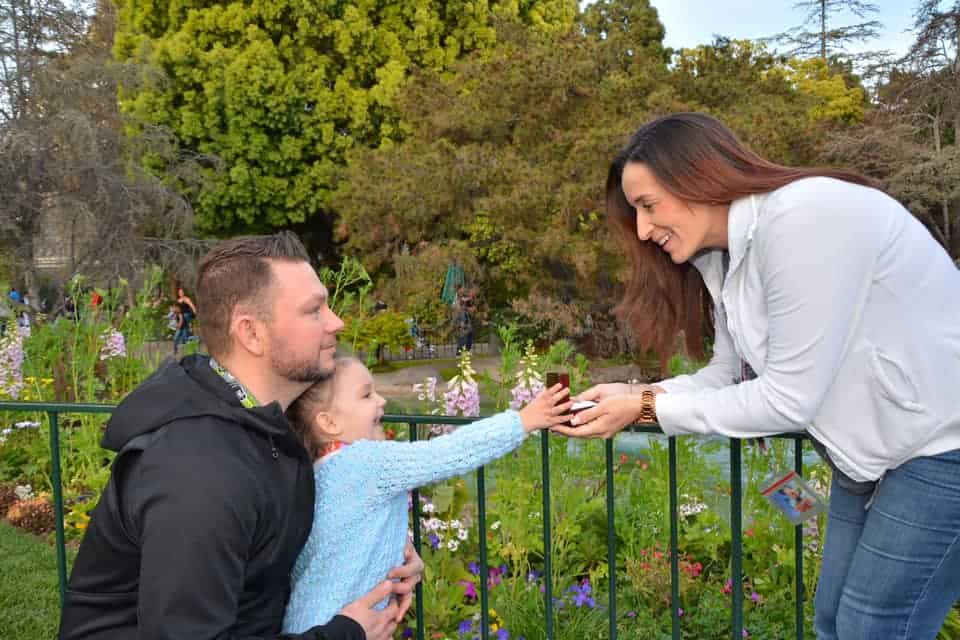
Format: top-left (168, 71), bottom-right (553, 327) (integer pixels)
top-left (620, 161), bottom-right (729, 263)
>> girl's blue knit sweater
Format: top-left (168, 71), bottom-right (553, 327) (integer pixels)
top-left (282, 410), bottom-right (527, 632)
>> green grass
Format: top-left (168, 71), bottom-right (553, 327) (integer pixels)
top-left (0, 522), bottom-right (69, 639)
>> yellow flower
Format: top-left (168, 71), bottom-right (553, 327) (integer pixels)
top-left (41, 378), bottom-right (54, 385)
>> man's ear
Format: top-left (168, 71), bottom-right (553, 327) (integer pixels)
top-left (231, 307), bottom-right (267, 357)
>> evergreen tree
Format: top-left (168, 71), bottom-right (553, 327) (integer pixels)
top-left (772, 0), bottom-right (882, 62)
top-left (113, 0), bottom-right (578, 236)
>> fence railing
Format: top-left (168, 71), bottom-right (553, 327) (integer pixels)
top-left (0, 402), bottom-right (812, 640)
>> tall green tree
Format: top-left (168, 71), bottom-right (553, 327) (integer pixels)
top-left (330, 11), bottom-right (843, 353)
top-left (330, 17), bottom-right (670, 343)
top-left (669, 38), bottom-right (849, 164)
top-left (113, 0), bottom-right (578, 237)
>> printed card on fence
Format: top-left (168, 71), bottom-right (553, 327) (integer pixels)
top-left (760, 470), bottom-right (827, 525)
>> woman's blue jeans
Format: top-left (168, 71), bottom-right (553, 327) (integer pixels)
top-left (814, 448), bottom-right (960, 639)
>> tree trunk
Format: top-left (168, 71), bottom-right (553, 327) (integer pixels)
top-left (820, 0), bottom-right (827, 61)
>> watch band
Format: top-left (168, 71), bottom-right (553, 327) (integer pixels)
top-left (638, 388), bottom-right (657, 424)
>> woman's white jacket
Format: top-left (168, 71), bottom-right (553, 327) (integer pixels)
top-left (655, 177), bottom-right (960, 482)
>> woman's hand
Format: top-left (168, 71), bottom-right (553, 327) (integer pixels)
top-left (518, 383), bottom-right (573, 432)
top-left (575, 382), bottom-right (631, 402)
top-left (386, 541), bottom-right (424, 621)
top-left (550, 394), bottom-right (643, 439)
top-left (576, 382), bottom-right (666, 403)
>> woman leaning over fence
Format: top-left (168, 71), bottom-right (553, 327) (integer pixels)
top-left (552, 113), bottom-right (960, 640)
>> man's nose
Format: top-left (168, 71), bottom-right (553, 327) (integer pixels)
top-left (327, 310), bottom-right (345, 333)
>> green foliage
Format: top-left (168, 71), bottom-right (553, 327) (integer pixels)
top-left (114, 0), bottom-right (578, 235)
top-left (349, 310), bottom-right (413, 365)
top-left (787, 57), bottom-right (865, 124)
top-left (320, 256), bottom-right (413, 361)
top-left (670, 38), bottom-right (831, 165)
top-left (333, 13), bottom-right (667, 339)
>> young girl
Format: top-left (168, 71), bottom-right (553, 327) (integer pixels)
top-left (282, 357), bottom-right (572, 633)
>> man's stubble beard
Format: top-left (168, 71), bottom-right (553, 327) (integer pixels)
top-left (268, 333), bottom-right (335, 384)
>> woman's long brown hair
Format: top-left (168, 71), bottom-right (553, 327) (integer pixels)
top-left (608, 113), bottom-right (876, 369)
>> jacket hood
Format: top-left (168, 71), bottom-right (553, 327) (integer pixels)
top-left (101, 354), bottom-right (302, 454)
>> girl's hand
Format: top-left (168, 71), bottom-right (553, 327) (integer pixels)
top-left (518, 384), bottom-right (573, 432)
top-left (550, 394), bottom-right (644, 439)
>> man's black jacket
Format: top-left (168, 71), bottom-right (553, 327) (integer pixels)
top-left (58, 355), bottom-right (364, 640)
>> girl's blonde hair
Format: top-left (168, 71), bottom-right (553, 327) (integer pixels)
top-left (287, 356), bottom-right (363, 459)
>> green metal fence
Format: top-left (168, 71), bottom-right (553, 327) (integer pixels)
top-left (0, 402), bottom-right (812, 639)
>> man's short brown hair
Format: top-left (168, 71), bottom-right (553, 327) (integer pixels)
top-left (197, 232), bottom-right (311, 359)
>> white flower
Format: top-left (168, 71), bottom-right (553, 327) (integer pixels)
top-left (446, 539), bottom-right (459, 551)
top-left (14, 484), bottom-right (33, 500)
top-left (424, 518), bottom-right (441, 531)
top-left (457, 528), bottom-right (468, 541)
top-left (438, 520), bottom-right (449, 530)
top-left (422, 503), bottom-right (436, 514)
top-left (678, 500), bottom-right (708, 518)
top-left (491, 520), bottom-right (501, 530)
top-left (1, 428), bottom-right (11, 436)
top-left (449, 519), bottom-right (461, 529)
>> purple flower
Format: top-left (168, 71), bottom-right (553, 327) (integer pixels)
top-left (750, 591), bottom-right (760, 602)
top-left (99, 328), bottom-right (127, 360)
top-left (468, 561), bottom-right (480, 575)
top-left (526, 569), bottom-right (542, 583)
top-left (402, 628), bottom-right (413, 638)
top-left (569, 579), bottom-right (596, 608)
top-left (677, 608), bottom-right (684, 617)
top-left (458, 619), bottom-right (473, 635)
top-left (626, 611), bottom-right (637, 618)
top-left (428, 533), bottom-right (440, 550)
top-left (496, 629), bottom-right (509, 640)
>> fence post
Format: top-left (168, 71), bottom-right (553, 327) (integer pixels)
top-left (669, 437), bottom-right (681, 639)
top-left (541, 430), bottom-right (554, 639)
top-left (48, 411), bottom-right (67, 608)
top-left (408, 422), bottom-right (425, 640)
top-left (730, 439), bottom-right (744, 640)
top-left (605, 439), bottom-right (618, 640)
